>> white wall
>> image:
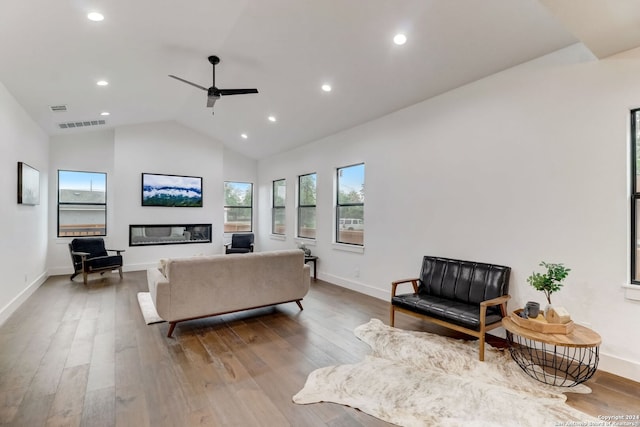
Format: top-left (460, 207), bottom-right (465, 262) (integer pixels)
top-left (0, 82), bottom-right (49, 325)
top-left (257, 44), bottom-right (640, 381)
top-left (47, 121), bottom-right (247, 274)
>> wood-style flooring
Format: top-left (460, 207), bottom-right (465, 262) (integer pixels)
top-left (0, 271), bottom-right (638, 426)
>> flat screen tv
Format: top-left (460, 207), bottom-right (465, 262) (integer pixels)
top-left (141, 173), bottom-right (203, 207)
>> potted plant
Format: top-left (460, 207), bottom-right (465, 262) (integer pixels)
top-left (526, 261), bottom-right (571, 306)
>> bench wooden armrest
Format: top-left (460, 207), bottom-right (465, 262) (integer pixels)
top-left (480, 294), bottom-right (511, 307)
top-left (391, 278), bottom-right (419, 296)
top-left (480, 294), bottom-right (511, 318)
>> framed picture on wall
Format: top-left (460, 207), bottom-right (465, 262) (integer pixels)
top-left (17, 162), bottom-right (40, 205)
top-left (141, 173), bottom-right (203, 207)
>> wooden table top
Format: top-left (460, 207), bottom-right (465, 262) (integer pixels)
top-left (502, 317), bottom-right (601, 347)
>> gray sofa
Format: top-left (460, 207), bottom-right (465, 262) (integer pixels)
top-left (147, 249), bottom-right (311, 337)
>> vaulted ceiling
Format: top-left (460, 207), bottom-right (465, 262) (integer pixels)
top-left (1, 1), bottom-right (639, 159)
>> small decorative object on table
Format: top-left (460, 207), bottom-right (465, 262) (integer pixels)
top-left (526, 261), bottom-right (570, 320)
top-left (298, 243), bottom-right (312, 256)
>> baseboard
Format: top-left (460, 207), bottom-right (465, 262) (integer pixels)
top-left (48, 263), bottom-right (154, 278)
top-left (0, 271), bottom-right (48, 327)
top-left (320, 272), bottom-right (389, 301)
top-left (598, 352), bottom-right (640, 383)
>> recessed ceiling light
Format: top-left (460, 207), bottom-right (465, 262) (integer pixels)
top-left (321, 84), bottom-right (332, 92)
top-left (268, 115), bottom-right (277, 122)
top-left (393, 33), bottom-right (407, 45)
top-left (100, 111), bottom-right (110, 116)
top-left (96, 80), bottom-right (109, 86)
top-left (87, 12), bottom-right (104, 22)
top-left (240, 133), bottom-right (248, 139)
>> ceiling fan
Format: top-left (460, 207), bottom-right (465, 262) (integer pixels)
top-left (169, 55), bottom-right (258, 115)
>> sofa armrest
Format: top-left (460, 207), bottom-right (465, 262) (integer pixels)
top-left (147, 267), bottom-right (170, 319)
top-left (391, 278), bottom-right (419, 297)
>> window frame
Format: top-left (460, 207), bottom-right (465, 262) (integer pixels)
top-left (297, 173), bottom-right (317, 240)
top-left (223, 181), bottom-right (253, 233)
top-left (57, 169), bottom-right (107, 237)
top-left (631, 109), bottom-right (640, 284)
top-left (272, 178), bottom-right (286, 235)
top-left (335, 163), bottom-right (365, 246)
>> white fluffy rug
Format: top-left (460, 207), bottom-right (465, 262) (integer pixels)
top-left (137, 292), bottom-right (165, 325)
top-left (293, 319), bottom-right (598, 427)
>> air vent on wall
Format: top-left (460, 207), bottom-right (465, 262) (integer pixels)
top-left (49, 105), bottom-right (68, 112)
top-left (58, 119), bottom-right (106, 129)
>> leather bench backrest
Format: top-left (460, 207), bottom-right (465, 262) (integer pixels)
top-left (418, 256), bottom-right (510, 304)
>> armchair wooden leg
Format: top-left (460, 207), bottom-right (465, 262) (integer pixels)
top-left (479, 335), bottom-right (485, 361)
top-left (118, 267), bottom-right (123, 280)
top-left (296, 300), bottom-right (304, 310)
top-left (390, 306), bottom-right (396, 327)
top-left (83, 272), bottom-right (88, 285)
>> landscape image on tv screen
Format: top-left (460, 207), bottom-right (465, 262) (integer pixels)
top-left (142, 173), bottom-right (203, 207)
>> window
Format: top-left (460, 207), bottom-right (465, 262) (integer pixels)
top-left (336, 163), bottom-right (365, 245)
top-left (224, 181), bottom-right (253, 232)
top-left (298, 173), bottom-right (317, 239)
top-left (58, 170), bottom-right (107, 237)
top-left (631, 109), bottom-right (640, 283)
top-left (272, 179), bottom-right (286, 235)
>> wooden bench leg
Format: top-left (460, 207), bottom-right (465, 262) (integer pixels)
top-left (167, 322), bottom-right (177, 338)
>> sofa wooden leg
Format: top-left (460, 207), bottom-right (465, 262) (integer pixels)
top-left (296, 300), bottom-right (304, 310)
top-left (167, 322), bottom-right (177, 338)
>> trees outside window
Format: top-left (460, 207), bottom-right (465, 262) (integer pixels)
top-left (298, 173), bottom-right (316, 239)
top-left (336, 163), bottom-right (364, 245)
top-left (58, 170), bottom-right (107, 237)
top-left (272, 179), bottom-right (286, 235)
top-left (224, 181), bottom-right (252, 232)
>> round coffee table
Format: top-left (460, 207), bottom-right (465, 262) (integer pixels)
top-left (502, 317), bottom-right (601, 387)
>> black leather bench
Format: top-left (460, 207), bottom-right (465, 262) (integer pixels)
top-left (391, 256), bottom-right (511, 361)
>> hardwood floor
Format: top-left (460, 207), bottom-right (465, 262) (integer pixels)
top-left (0, 271), bottom-right (638, 426)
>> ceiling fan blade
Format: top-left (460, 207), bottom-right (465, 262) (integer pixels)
top-left (168, 75), bottom-right (208, 91)
top-left (217, 88), bottom-right (259, 96)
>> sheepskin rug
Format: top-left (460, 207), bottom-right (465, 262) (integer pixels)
top-left (293, 319), bottom-right (598, 427)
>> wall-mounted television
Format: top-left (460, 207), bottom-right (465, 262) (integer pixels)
top-left (141, 173), bottom-right (203, 207)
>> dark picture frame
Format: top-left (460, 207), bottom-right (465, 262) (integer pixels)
top-left (17, 162), bottom-right (40, 205)
top-left (141, 173), bottom-right (203, 207)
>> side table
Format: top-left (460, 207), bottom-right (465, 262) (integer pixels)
top-left (502, 316), bottom-right (601, 387)
top-left (304, 255), bottom-right (318, 281)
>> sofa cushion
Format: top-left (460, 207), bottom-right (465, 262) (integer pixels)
top-left (392, 293), bottom-right (503, 330)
